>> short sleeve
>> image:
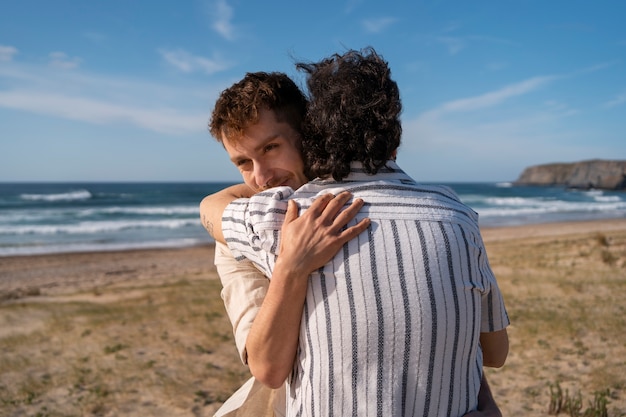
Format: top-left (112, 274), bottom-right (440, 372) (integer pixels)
top-left (477, 233), bottom-right (510, 333)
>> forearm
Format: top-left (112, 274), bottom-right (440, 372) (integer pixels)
top-left (245, 257), bottom-right (309, 388)
top-left (480, 329), bottom-right (509, 368)
top-left (200, 183), bottom-right (254, 243)
top-left (227, 192), bottom-right (370, 388)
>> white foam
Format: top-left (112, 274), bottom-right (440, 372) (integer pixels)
top-left (20, 189), bottom-right (92, 202)
top-left (0, 218), bottom-right (200, 235)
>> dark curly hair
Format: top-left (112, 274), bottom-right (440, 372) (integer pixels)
top-left (209, 72), bottom-right (307, 144)
top-left (296, 47), bottom-right (402, 181)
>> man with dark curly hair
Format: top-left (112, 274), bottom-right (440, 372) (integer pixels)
top-left (202, 50), bottom-right (509, 416)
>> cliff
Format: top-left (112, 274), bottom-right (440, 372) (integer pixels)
top-left (514, 159), bottom-right (626, 190)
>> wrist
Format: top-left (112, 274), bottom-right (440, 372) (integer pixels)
top-left (274, 256), bottom-right (308, 278)
top-left (272, 257), bottom-right (311, 292)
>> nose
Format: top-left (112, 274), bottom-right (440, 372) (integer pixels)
top-left (253, 163), bottom-right (273, 190)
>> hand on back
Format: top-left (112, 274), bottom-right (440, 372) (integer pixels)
top-left (276, 191), bottom-right (370, 276)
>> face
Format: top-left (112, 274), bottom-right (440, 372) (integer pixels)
top-left (222, 108), bottom-right (308, 192)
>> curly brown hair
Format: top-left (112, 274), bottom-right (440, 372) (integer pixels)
top-left (296, 47), bottom-right (402, 181)
top-left (209, 72), bottom-right (307, 144)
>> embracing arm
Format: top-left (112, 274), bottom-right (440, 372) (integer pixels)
top-left (201, 188), bottom-right (370, 388)
top-left (200, 183), bottom-right (254, 244)
top-left (246, 192), bottom-right (370, 388)
top-left (480, 328), bottom-right (509, 368)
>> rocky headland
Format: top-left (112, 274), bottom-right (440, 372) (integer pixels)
top-left (514, 159), bottom-right (626, 190)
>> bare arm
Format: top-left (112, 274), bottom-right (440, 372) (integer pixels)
top-left (200, 187), bottom-right (370, 388)
top-left (480, 328), bottom-right (509, 368)
top-left (200, 183), bottom-right (254, 244)
top-left (247, 192), bottom-right (370, 388)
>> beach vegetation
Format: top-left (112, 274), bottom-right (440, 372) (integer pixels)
top-left (548, 380), bottom-right (618, 417)
top-left (2, 226), bottom-right (626, 415)
top-left (0, 277), bottom-right (248, 416)
top-left (483, 225), bottom-right (626, 415)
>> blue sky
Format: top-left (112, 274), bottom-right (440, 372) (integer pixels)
top-left (1, 0), bottom-right (624, 183)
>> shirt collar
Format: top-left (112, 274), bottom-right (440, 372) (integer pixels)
top-left (311, 160), bottom-right (415, 185)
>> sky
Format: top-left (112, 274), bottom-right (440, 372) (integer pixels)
top-left (1, 0), bottom-right (625, 183)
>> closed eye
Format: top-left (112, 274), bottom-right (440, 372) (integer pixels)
top-left (263, 143), bottom-right (279, 153)
top-left (235, 159), bottom-right (251, 168)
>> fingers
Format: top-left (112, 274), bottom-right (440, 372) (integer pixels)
top-left (311, 191), bottom-right (354, 221)
top-left (284, 199), bottom-right (299, 224)
top-left (307, 192), bottom-right (335, 215)
top-left (332, 196), bottom-right (364, 226)
top-left (304, 192), bottom-right (370, 239)
top-left (339, 217), bottom-right (371, 242)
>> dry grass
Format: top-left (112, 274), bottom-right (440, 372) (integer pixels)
top-left (483, 226), bottom-right (626, 416)
top-left (0, 278), bottom-right (248, 417)
top-left (1, 222), bottom-right (626, 416)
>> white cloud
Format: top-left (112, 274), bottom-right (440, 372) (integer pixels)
top-left (0, 89), bottom-right (207, 135)
top-left (0, 60), bottom-right (223, 135)
top-left (362, 17), bottom-right (397, 34)
top-left (575, 61), bottom-right (614, 75)
top-left (344, 0), bottom-right (364, 13)
top-left (430, 31), bottom-right (518, 56)
top-left (485, 61), bottom-right (508, 71)
top-left (467, 35), bottom-right (519, 46)
top-left (211, 0), bottom-right (236, 40)
top-left (159, 48), bottom-right (231, 75)
top-left (419, 75), bottom-right (555, 121)
top-left (435, 36), bottom-right (465, 55)
top-left (0, 45), bottom-right (18, 61)
top-left (399, 75), bottom-right (559, 178)
top-left (543, 100), bottom-right (579, 117)
top-left (48, 52), bottom-right (82, 69)
top-left (83, 32), bottom-right (107, 43)
top-left (605, 91), bottom-right (626, 108)
top-left (401, 106), bottom-right (589, 181)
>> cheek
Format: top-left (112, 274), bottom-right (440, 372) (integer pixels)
top-left (287, 149), bottom-right (304, 171)
top-left (241, 172), bottom-right (257, 191)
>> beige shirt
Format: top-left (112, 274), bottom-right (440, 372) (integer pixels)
top-left (214, 241), bottom-right (269, 364)
top-left (213, 242), bottom-right (285, 417)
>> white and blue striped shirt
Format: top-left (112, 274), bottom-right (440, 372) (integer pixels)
top-left (222, 161), bottom-right (509, 417)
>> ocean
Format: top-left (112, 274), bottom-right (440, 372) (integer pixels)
top-left (1, 182), bottom-right (625, 257)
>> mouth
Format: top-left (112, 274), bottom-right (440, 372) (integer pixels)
top-left (267, 177), bottom-right (289, 189)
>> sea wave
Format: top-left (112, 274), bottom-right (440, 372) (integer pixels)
top-left (484, 196), bottom-right (546, 206)
top-left (0, 205), bottom-right (199, 223)
top-left (20, 189), bottom-right (92, 202)
top-left (593, 195), bottom-right (621, 203)
top-left (477, 199), bottom-right (626, 218)
top-left (0, 218), bottom-right (200, 236)
top-left (77, 205), bottom-right (199, 216)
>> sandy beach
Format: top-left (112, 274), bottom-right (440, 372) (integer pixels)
top-left (1, 219), bottom-right (626, 416)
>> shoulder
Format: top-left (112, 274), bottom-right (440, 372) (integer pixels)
top-left (244, 186), bottom-right (295, 230)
